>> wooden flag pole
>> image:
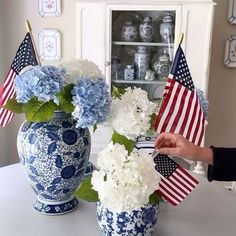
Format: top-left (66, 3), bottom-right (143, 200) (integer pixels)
top-left (25, 19), bottom-right (41, 65)
top-left (155, 33), bottom-right (184, 132)
top-left (178, 33), bottom-right (184, 46)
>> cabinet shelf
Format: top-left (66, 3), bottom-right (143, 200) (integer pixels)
top-left (112, 80), bottom-right (166, 85)
top-left (112, 41), bottom-right (174, 47)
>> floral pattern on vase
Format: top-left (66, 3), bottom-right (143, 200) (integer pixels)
top-left (97, 202), bottom-right (159, 236)
top-left (17, 111), bottom-right (91, 215)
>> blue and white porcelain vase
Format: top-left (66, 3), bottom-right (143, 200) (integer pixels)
top-left (121, 20), bottom-right (138, 42)
top-left (139, 16), bottom-right (153, 42)
top-left (17, 111), bottom-right (91, 215)
top-left (96, 202), bottom-right (159, 236)
top-left (160, 14), bottom-right (175, 43)
top-left (134, 46), bottom-right (151, 80)
top-left (153, 50), bottom-right (172, 81)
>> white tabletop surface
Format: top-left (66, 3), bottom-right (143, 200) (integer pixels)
top-left (0, 163), bottom-right (236, 236)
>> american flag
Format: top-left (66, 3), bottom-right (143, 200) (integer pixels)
top-left (153, 152), bottom-right (198, 206)
top-left (135, 136), bottom-right (199, 205)
top-left (154, 45), bottom-right (206, 146)
top-left (0, 32), bottom-right (38, 127)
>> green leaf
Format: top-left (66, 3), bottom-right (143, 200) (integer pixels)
top-left (74, 176), bottom-right (99, 202)
top-left (150, 113), bottom-right (157, 130)
top-left (112, 85), bottom-right (126, 99)
top-left (111, 130), bottom-right (135, 154)
top-left (3, 97), bottom-right (24, 113)
top-left (57, 84), bottom-right (75, 113)
top-left (146, 113), bottom-right (158, 136)
top-left (149, 191), bottom-right (163, 204)
top-left (22, 97), bottom-right (57, 122)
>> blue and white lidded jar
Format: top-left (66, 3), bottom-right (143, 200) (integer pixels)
top-left (134, 46), bottom-right (151, 80)
top-left (121, 21), bottom-right (138, 42)
top-left (160, 14), bottom-right (175, 43)
top-left (139, 16), bottom-right (153, 42)
top-left (124, 65), bottom-right (135, 80)
top-left (153, 50), bottom-right (172, 81)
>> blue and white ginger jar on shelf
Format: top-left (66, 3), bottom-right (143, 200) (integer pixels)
top-left (139, 16), bottom-right (153, 42)
top-left (97, 202), bottom-right (159, 236)
top-left (121, 20), bottom-right (138, 42)
top-left (160, 14), bottom-right (175, 43)
top-left (17, 111), bottom-right (91, 215)
top-left (134, 46), bottom-right (151, 80)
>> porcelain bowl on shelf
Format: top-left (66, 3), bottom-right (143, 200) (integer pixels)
top-left (148, 83), bottom-right (165, 101)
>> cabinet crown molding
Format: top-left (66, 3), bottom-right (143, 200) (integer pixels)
top-left (76, 0), bottom-right (215, 4)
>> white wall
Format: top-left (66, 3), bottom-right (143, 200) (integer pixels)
top-left (0, 0), bottom-right (235, 167)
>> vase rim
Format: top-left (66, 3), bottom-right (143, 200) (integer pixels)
top-left (53, 110), bottom-right (71, 119)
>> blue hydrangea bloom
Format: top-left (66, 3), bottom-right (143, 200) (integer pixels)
top-left (196, 88), bottom-right (209, 120)
top-left (71, 77), bottom-right (111, 128)
top-left (14, 65), bottom-right (66, 104)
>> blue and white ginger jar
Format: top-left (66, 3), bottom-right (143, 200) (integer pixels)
top-left (17, 111), bottom-right (91, 215)
top-left (139, 16), bottom-right (153, 42)
top-left (121, 20), bottom-right (138, 42)
top-left (97, 202), bottom-right (159, 236)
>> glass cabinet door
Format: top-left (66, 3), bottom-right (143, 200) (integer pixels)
top-left (107, 6), bottom-right (180, 104)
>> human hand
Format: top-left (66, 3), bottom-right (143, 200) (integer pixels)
top-left (155, 133), bottom-right (213, 164)
top-left (155, 133), bottom-right (199, 161)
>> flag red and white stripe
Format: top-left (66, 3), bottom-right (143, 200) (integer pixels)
top-left (0, 69), bottom-right (16, 127)
top-left (155, 77), bottom-right (205, 146)
top-left (154, 46), bottom-right (206, 146)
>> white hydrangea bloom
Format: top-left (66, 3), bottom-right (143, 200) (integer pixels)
top-left (91, 142), bottom-right (161, 212)
top-left (59, 59), bottom-right (103, 84)
top-left (72, 105), bottom-right (83, 121)
top-left (109, 87), bottom-right (156, 140)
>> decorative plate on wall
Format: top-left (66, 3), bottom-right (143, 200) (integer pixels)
top-left (38, 0), bottom-right (61, 17)
top-left (224, 35), bottom-right (236, 68)
top-left (228, 0), bottom-right (236, 24)
top-left (38, 29), bottom-right (61, 61)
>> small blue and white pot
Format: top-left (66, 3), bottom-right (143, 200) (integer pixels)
top-left (17, 111), bottom-right (91, 215)
top-left (96, 202), bottom-right (159, 236)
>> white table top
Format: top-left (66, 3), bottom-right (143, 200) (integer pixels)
top-left (0, 163), bottom-right (236, 236)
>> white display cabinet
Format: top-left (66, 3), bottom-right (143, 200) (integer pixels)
top-left (76, 0), bottom-right (215, 96)
top-left (76, 0), bottom-right (215, 175)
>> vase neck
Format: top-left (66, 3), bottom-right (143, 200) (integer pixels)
top-left (53, 111), bottom-right (71, 119)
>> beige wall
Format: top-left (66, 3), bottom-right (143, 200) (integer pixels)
top-left (206, 0), bottom-right (236, 147)
top-left (0, 0), bottom-right (76, 73)
top-left (0, 0), bottom-right (76, 166)
top-left (0, 0), bottom-right (235, 166)
top-left (0, 1), bottom-right (7, 166)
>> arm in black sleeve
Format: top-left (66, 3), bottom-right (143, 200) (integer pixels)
top-left (207, 146), bottom-right (236, 181)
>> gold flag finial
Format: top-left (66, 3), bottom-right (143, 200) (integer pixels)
top-left (178, 33), bottom-right (184, 45)
top-left (25, 19), bottom-right (32, 32)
